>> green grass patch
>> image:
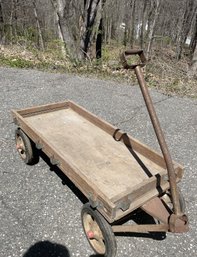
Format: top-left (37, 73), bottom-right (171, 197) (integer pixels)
top-left (0, 55), bottom-right (34, 68)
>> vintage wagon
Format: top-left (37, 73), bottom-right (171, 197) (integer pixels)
top-left (12, 50), bottom-right (188, 257)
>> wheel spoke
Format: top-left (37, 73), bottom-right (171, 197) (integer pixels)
top-left (93, 233), bottom-right (104, 242)
top-left (90, 219), bottom-right (98, 231)
top-left (86, 214), bottom-right (92, 223)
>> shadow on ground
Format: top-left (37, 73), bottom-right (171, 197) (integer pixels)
top-left (23, 241), bottom-right (70, 257)
top-left (39, 151), bottom-right (88, 204)
top-left (90, 255), bottom-right (103, 257)
top-left (113, 209), bottom-right (166, 241)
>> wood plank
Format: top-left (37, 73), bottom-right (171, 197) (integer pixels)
top-left (69, 101), bottom-right (183, 171)
top-left (11, 109), bottom-right (116, 214)
top-left (12, 101), bottom-right (69, 117)
top-left (24, 108), bottom-right (168, 201)
top-left (12, 101), bottom-right (184, 222)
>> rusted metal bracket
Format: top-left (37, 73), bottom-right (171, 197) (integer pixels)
top-left (112, 224), bottom-right (168, 233)
top-left (141, 197), bottom-right (171, 224)
top-left (112, 217), bottom-right (188, 233)
top-left (36, 140), bottom-right (43, 150)
top-left (169, 214), bottom-right (189, 233)
top-left (141, 195), bottom-right (189, 233)
top-left (88, 193), bottom-right (99, 208)
top-left (116, 197), bottom-right (131, 211)
top-left (112, 198), bottom-right (188, 234)
top-left (50, 155), bottom-right (60, 166)
top-left (13, 117), bottom-right (19, 126)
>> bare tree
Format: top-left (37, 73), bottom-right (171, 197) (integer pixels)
top-left (176, 0), bottom-right (197, 60)
top-left (80, 0), bottom-right (101, 59)
top-left (50, 0), bottom-right (66, 57)
top-left (130, 0), bottom-right (136, 48)
top-left (146, 0), bottom-right (162, 59)
top-left (49, 0), bottom-right (103, 60)
top-left (96, 0), bottom-right (106, 59)
top-left (190, 10), bottom-right (197, 54)
top-left (0, 0), bottom-right (5, 43)
top-left (140, 0), bottom-right (148, 49)
top-left (0, 0), bottom-right (197, 68)
top-left (33, 0), bottom-right (44, 50)
top-left (188, 43), bottom-right (197, 78)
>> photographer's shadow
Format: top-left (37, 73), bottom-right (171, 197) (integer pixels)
top-left (23, 240), bottom-right (70, 257)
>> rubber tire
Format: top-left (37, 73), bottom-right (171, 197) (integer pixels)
top-left (81, 203), bottom-right (117, 257)
top-left (15, 128), bottom-right (39, 165)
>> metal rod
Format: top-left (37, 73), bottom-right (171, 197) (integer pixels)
top-left (134, 65), bottom-right (182, 216)
top-left (112, 224), bottom-right (169, 233)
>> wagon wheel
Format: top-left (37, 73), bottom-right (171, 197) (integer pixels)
top-left (15, 128), bottom-right (39, 165)
top-left (161, 187), bottom-right (186, 213)
top-left (81, 203), bottom-right (117, 257)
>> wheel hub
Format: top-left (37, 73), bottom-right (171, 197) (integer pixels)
top-left (87, 230), bottom-right (94, 239)
top-left (16, 136), bottom-right (26, 159)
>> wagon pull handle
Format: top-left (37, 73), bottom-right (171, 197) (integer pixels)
top-left (121, 49), bottom-right (183, 218)
top-left (120, 49), bottom-right (147, 69)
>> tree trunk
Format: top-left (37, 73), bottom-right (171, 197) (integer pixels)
top-left (0, 0), bottom-right (4, 43)
top-left (176, 0), bottom-right (196, 60)
top-left (130, 0), bottom-right (136, 48)
top-left (9, 0), bottom-right (14, 44)
top-left (146, 0), bottom-right (161, 59)
top-left (13, 0), bottom-right (18, 38)
top-left (0, 0), bottom-right (3, 23)
top-left (50, 0), bottom-right (66, 57)
top-left (146, 0), bottom-right (155, 41)
top-left (106, 17), bottom-right (112, 44)
top-left (80, 0), bottom-right (101, 59)
top-left (123, 0), bottom-right (130, 46)
top-left (96, 16), bottom-right (102, 58)
top-left (188, 43), bottom-right (197, 79)
top-left (189, 11), bottom-right (197, 54)
top-left (33, 1), bottom-right (44, 51)
top-left (51, 0), bottom-right (82, 60)
top-left (140, 0), bottom-right (148, 49)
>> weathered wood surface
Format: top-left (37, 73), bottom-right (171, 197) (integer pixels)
top-left (12, 101), bottom-right (183, 222)
top-left (25, 107), bottom-right (167, 199)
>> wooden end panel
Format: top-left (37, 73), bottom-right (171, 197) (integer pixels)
top-left (11, 101), bottom-right (70, 118)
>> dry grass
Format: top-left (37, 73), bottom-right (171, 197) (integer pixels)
top-left (145, 47), bottom-right (197, 97)
top-left (0, 44), bottom-right (196, 98)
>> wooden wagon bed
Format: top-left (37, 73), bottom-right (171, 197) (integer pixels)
top-left (12, 101), bottom-right (183, 223)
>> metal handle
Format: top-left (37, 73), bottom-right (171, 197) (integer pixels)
top-left (121, 50), bottom-right (183, 217)
top-left (134, 65), bottom-right (182, 216)
top-left (120, 49), bottom-right (147, 69)
top-left (124, 49), bottom-right (144, 55)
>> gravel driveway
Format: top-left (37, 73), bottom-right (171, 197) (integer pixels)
top-left (0, 67), bottom-right (196, 257)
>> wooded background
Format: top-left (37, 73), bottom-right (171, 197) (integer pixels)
top-left (0, 0), bottom-right (197, 77)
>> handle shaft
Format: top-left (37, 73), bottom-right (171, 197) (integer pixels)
top-left (134, 65), bottom-right (182, 216)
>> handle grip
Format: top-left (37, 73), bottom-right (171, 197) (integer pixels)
top-left (120, 49), bottom-right (147, 69)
